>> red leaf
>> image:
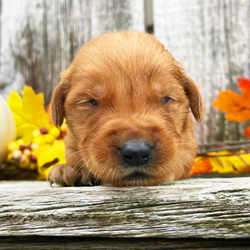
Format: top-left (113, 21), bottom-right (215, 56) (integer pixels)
top-left (244, 126), bottom-right (250, 139)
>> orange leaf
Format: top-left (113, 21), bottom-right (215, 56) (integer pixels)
top-left (244, 126), bottom-right (250, 139)
top-left (190, 158), bottom-right (213, 175)
top-left (212, 80), bottom-right (250, 122)
top-left (212, 90), bottom-right (242, 112)
top-left (226, 109), bottom-right (250, 122)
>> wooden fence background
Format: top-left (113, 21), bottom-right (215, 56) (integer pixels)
top-left (0, 0), bottom-right (250, 144)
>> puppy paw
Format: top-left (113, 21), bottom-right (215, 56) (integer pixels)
top-left (47, 164), bottom-right (100, 187)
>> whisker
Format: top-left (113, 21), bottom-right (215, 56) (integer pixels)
top-left (76, 159), bottom-right (91, 174)
top-left (86, 161), bottom-right (96, 186)
top-left (78, 160), bottom-right (93, 185)
top-left (179, 143), bottom-right (198, 148)
top-left (73, 149), bottom-right (90, 155)
top-left (171, 163), bottom-right (182, 177)
top-left (96, 166), bottom-right (106, 181)
top-left (180, 152), bottom-right (195, 161)
top-left (85, 162), bottom-right (94, 179)
top-left (72, 158), bottom-right (83, 169)
top-left (178, 158), bottom-right (192, 170)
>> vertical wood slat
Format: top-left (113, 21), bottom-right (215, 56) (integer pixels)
top-left (154, 0), bottom-right (250, 143)
top-left (0, 0), bottom-right (144, 104)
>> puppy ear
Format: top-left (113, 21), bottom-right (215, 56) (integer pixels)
top-left (50, 82), bottom-right (69, 127)
top-left (183, 76), bottom-right (205, 123)
top-left (51, 68), bottom-right (72, 127)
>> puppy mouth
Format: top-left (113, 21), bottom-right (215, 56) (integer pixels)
top-left (121, 172), bottom-right (151, 182)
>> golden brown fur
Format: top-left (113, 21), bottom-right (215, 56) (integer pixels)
top-left (47, 31), bottom-right (204, 187)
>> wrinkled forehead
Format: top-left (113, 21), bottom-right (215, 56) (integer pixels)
top-left (65, 32), bottom-right (186, 99)
top-left (68, 65), bottom-right (183, 101)
top-left (70, 62), bottom-right (183, 96)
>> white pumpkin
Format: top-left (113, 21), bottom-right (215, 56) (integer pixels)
top-left (0, 95), bottom-right (16, 164)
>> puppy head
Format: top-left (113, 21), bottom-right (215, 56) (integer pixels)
top-left (51, 31), bottom-right (204, 186)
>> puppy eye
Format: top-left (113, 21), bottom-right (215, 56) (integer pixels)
top-left (89, 99), bottom-right (98, 107)
top-left (162, 97), bottom-right (171, 104)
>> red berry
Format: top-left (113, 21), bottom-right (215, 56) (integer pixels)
top-left (19, 145), bottom-right (26, 151)
top-left (39, 127), bottom-right (48, 134)
top-left (19, 145), bottom-right (32, 151)
top-left (30, 155), bottom-right (37, 162)
top-left (61, 132), bottom-right (67, 138)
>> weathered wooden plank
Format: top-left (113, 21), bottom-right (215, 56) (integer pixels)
top-left (0, 178), bottom-right (250, 238)
top-left (1, 236), bottom-right (250, 250)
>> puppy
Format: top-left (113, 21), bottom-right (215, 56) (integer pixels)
top-left (47, 31), bottom-right (204, 187)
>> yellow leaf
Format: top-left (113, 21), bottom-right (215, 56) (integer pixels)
top-left (33, 142), bottom-right (66, 180)
top-left (7, 86), bottom-right (51, 143)
top-left (210, 153), bottom-right (250, 174)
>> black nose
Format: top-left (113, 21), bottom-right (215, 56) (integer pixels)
top-left (120, 140), bottom-right (152, 166)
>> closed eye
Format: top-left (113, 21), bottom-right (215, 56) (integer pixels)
top-left (89, 99), bottom-right (98, 107)
top-left (162, 97), bottom-right (171, 104)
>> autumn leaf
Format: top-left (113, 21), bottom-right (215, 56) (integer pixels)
top-left (238, 78), bottom-right (250, 97)
top-left (190, 158), bottom-right (213, 175)
top-left (32, 141), bottom-right (66, 180)
top-left (7, 86), bottom-right (51, 143)
top-left (212, 78), bottom-right (250, 122)
top-left (190, 150), bottom-right (250, 175)
top-left (244, 126), bottom-right (250, 139)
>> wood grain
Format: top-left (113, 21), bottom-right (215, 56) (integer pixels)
top-left (0, 0), bottom-right (144, 104)
top-left (1, 178), bottom-right (250, 238)
top-left (154, 0), bottom-right (250, 143)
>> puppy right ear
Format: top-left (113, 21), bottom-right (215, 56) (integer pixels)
top-left (50, 81), bottom-right (70, 127)
top-left (51, 68), bottom-right (72, 127)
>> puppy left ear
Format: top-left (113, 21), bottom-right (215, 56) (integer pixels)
top-left (183, 76), bottom-right (205, 123)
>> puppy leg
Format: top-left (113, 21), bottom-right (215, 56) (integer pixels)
top-left (47, 125), bottom-right (101, 186)
top-left (47, 156), bottom-right (99, 187)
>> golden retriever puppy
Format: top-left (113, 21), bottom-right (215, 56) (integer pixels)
top-left (47, 31), bottom-right (204, 187)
